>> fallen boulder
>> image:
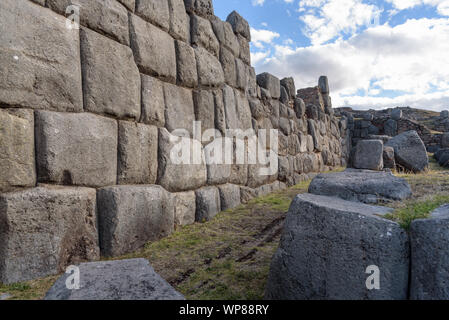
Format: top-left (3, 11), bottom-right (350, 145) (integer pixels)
top-left (353, 140), bottom-right (384, 171)
top-left (308, 169), bottom-right (412, 204)
top-left (265, 193), bottom-right (409, 300)
top-left (385, 131), bottom-right (429, 173)
top-left (410, 204), bottom-right (449, 300)
top-left (45, 259), bottom-right (185, 300)
top-left (383, 146), bottom-right (396, 169)
top-left (435, 149), bottom-right (449, 167)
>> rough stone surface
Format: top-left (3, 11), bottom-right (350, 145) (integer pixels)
top-left (257, 73), bottom-right (281, 99)
top-left (193, 90), bottom-right (215, 135)
top-left (441, 132), bottom-right (449, 148)
top-left (391, 108), bottom-right (402, 121)
top-left (175, 40), bottom-right (198, 88)
top-left (0, 109), bottom-right (36, 192)
top-left (441, 110), bottom-right (449, 119)
top-left (173, 191), bottom-right (196, 227)
top-left (410, 205), bottom-right (449, 300)
top-left (281, 77), bottom-right (296, 99)
top-left (163, 82), bottom-right (195, 135)
top-left (44, 259), bottom-right (185, 300)
top-left (386, 131), bottom-right (429, 173)
top-left (130, 14), bottom-right (176, 83)
top-left (226, 11), bottom-right (251, 41)
top-left (0, 186), bottom-right (99, 284)
top-left (219, 46), bottom-right (237, 87)
top-left (157, 128), bottom-right (207, 192)
top-left (184, 0), bottom-right (214, 18)
top-left (195, 47), bottom-right (225, 87)
top-left (309, 169), bottom-right (412, 204)
top-left (135, 0), bottom-right (170, 31)
top-left (384, 119), bottom-right (397, 136)
top-left (218, 184), bottom-right (241, 211)
top-left (97, 185), bottom-right (174, 257)
top-left (353, 140), bottom-right (384, 171)
top-left (195, 186), bottom-right (221, 222)
top-left (140, 74), bottom-right (166, 127)
top-left (80, 28), bottom-right (140, 120)
top-left (191, 14), bottom-right (219, 57)
top-left (118, 122), bottom-right (158, 185)
top-left (168, 0), bottom-right (190, 42)
top-left (265, 193), bottom-right (409, 300)
top-left (0, 0), bottom-right (83, 112)
top-left (35, 111), bottom-right (118, 188)
top-left (118, 0), bottom-right (135, 11)
top-left (383, 146), bottom-right (396, 169)
top-left (47, 0), bottom-right (130, 45)
top-left (210, 17), bottom-right (240, 56)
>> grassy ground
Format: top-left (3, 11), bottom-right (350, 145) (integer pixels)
top-left (1, 159), bottom-right (448, 300)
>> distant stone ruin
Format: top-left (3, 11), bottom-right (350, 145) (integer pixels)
top-left (0, 0), bottom-right (349, 284)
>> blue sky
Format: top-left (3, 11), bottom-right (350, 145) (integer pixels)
top-left (214, 0), bottom-right (449, 111)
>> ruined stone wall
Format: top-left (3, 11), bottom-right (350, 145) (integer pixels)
top-left (0, 0), bottom-right (346, 284)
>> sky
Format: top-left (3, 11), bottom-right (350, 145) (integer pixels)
top-left (214, 0), bottom-right (449, 111)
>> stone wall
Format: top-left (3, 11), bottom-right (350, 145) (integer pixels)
top-left (0, 0), bottom-right (346, 283)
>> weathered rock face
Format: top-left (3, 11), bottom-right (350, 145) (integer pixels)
top-left (0, 0), bottom-right (83, 112)
top-left (0, 109), bottom-right (36, 193)
top-left (435, 149), bottom-right (449, 167)
top-left (441, 133), bottom-right (449, 148)
top-left (410, 205), bottom-right (449, 300)
top-left (195, 186), bottom-right (221, 222)
top-left (386, 131), bottom-right (429, 173)
top-left (45, 259), bottom-right (185, 300)
top-left (0, 186), bottom-right (99, 284)
top-left (265, 193), bottom-right (409, 300)
top-left (97, 185), bottom-right (174, 257)
top-left (257, 73), bottom-right (281, 99)
top-left (218, 184), bottom-right (241, 211)
top-left (173, 191), bottom-right (196, 227)
top-left (309, 169), bottom-right (412, 204)
top-left (35, 111), bottom-right (118, 188)
top-left (383, 146), bottom-right (396, 169)
top-left (353, 140), bottom-right (384, 171)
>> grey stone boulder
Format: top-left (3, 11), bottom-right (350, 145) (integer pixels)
top-left (117, 121), bottom-right (158, 185)
top-left (309, 169), bottom-right (412, 204)
top-left (135, 0), bottom-right (170, 32)
top-left (410, 205), bottom-right (449, 300)
top-left (184, 0), bottom-right (214, 18)
top-left (218, 184), bottom-right (241, 211)
top-left (35, 111), bottom-right (118, 188)
top-left (175, 40), bottom-right (198, 88)
top-left (173, 191), bottom-right (196, 227)
top-left (129, 14), bottom-right (176, 83)
top-left (195, 186), bottom-right (221, 222)
top-left (353, 140), bottom-right (384, 171)
top-left (157, 128), bottom-right (207, 192)
top-left (384, 119), bottom-right (397, 136)
top-left (118, 0), bottom-right (135, 11)
top-left (441, 110), bottom-right (449, 119)
top-left (0, 0), bottom-right (83, 112)
top-left (210, 17), bottom-right (240, 56)
top-left (44, 259), bottom-right (185, 300)
top-left (441, 132), bottom-right (449, 148)
top-left (391, 108), bottom-right (402, 121)
top-left (0, 186), bottom-right (99, 284)
top-left (168, 0), bottom-right (190, 42)
top-left (318, 76), bottom-right (329, 94)
top-left (257, 73), bottom-right (281, 99)
top-left (385, 131), bottom-right (429, 173)
top-left (219, 46), bottom-right (237, 88)
top-left (191, 14), bottom-right (219, 58)
top-left (0, 109), bottom-right (36, 193)
top-left (80, 28), bottom-right (141, 120)
top-left (383, 146), bottom-right (396, 169)
top-left (226, 11), bottom-right (251, 41)
top-left (163, 82), bottom-right (195, 135)
top-left (97, 185), bottom-right (174, 257)
top-left (435, 149), bottom-right (449, 167)
top-left (265, 193), bottom-right (409, 300)
top-left (140, 74), bottom-right (166, 127)
top-left (281, 77), bottom-right (296, 99)
top-left (195, 47), bottom-right (225, 87)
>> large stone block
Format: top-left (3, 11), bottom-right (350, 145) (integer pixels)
top-left (219, 46), bottom-right (237, 87)
top-left (97, 185), bottom-right (174, 257)
top-left (118, 0), bottom-right (135, 11)
top-left (210, 17), bottom-right (240, 56)
top-left (353, 140), bottom-right (384, 171)
top-left (281, 78), bottom-right (296, 100)
top-left (0, 0), bottom-right (83, 112)
top-left (47, 0), bottom-right (130, 45)
top-left (410, 205), bottom-right (449, 300)
top-left (218, 184), bottom-right (241, 211)
top-left (157, 128), bottom-right (207, 192)
top-left (441, 132), bottom-right (449, 148)
top-left (257, 73), bottom-right (281, 99)
top-left (118, 121), bottom-right (158, 185)
top-left (163, 83), bottom-right (195, 135)
top-left (384, 119), bottom-right (397, 136)
top-left (0, 186), bottom-right (99, 284)
top-left (35, 111), bottom-right (118, 188)
top-left (135, 0), bottom-right (170, 31)
top-left (0, 109), bottom-right (36, 193)
top-left (168, 0), bottom-right (190, 42)
top-left (130, 14), bottom-right (176, 83)
top-left (237, 34), bottom-right (251, 65)
top-left (195, 47), bottom-right (225, 87)
top-left (309, 169), bottom-right (412, 204)
top-left (265, 193), bottom-right (409, 300)
top-left (45, 259), bottom-right (184, 300)
top-left (173, 191), bottom-right (196, 227)
top-left (193, 90), bottom-right (215, 135)
top-left (140, 74), bottom-right (166, 127)
top-left (80, 28), bottom-right (140, 120)
top-left (386, 130), bottom-right (429, 173)
top-left (184, 0), bottom-right (214, 18)
top-left (175, 40), bottom-right (198, 88)
top-left (195, 186), bottom-right (221, 222)
top-left (191, 15), bottom-right (219, 58)
top-left (226, 11), bottom-right (251, 41)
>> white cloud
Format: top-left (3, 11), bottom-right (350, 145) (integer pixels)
top-left (299, 0), bottom-right (382, 45)
top-left (253, 18), bottom-right (449, 111)
top-left (385, 0), bottom-right (446, 10)
top-left (252, 0), bottom-right (265, 6)
top-left (251, 27), bottom-right (280, 49)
